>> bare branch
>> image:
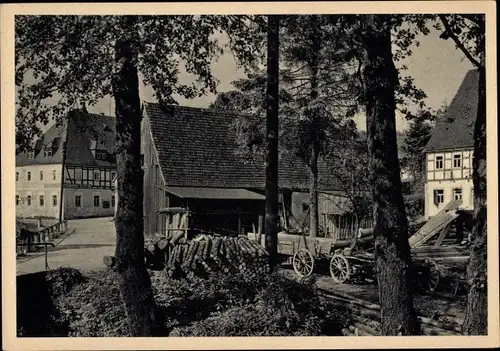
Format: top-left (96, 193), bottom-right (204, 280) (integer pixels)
top-left (438, 15), bottom-right (481, 68)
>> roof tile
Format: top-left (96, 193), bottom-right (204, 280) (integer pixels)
top-left (144, 103), bottom-right (340, 190)
top-left (424, 69), bottom-right (479, 152)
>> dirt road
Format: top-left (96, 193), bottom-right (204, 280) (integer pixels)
top-left (16, 217), bottom-right (116, 276)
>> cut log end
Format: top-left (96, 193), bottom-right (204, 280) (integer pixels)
top-left (103, 255), bottom-right (116, 267)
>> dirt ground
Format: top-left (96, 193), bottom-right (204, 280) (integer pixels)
top-left (280, 266), bottom-right (467, 324)
top-left (16, 217), bottom-right (116, 276)
top-left (16, 217), bottom-right (466, 324)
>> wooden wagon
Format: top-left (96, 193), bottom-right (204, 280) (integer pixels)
top-left (247, 227), bottom-right (375, 281)
top-left (318, 199), bottom-right (471, 294)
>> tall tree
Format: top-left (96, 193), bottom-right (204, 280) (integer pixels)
top-left (436, 14), bottom-right (487, 335)
top-left (401, 109), bottom-right (434, 179)
top-left (265, 15), bottom-right (280, 268)
top-left (355, 14), bottom-right (420, 335)
top-left (213, 16), bottom-right (359, 239)
top-left (112, 16), bottom-right (156, 335)
top-left (324, 125), bottom-right (373, 233)
top-left (15, 15), bottom-right (263, 336)
top-left (400, 109), bottom-right (435, 221)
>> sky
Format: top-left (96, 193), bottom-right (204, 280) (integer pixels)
top-left (41, 23), bottom-right (475, 133)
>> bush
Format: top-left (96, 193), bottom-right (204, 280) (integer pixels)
top-left (51, 269), bottom-right (350, 337)
top-left (156, 271), bottom-right (349, 336)
top-left (53, 270), bottom-right (128, 337)
top-left (46, 267), bottom-right (84, 298)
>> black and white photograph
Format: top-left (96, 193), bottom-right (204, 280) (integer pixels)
top-left (1, 1), bottom-right (498, 349)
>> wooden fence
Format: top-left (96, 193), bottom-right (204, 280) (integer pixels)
top-left (17, 220), bottom-right (68, 254)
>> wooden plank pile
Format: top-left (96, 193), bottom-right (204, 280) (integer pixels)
top-left (144, 233), bottom-right (271, 278)
top-left (408, 199), bottom-right (462, 249)
top-left (320, 290), bottom-right (463, 336)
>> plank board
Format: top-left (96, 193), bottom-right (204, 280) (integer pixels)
top-left (408, 199), bottom-right (462, 249)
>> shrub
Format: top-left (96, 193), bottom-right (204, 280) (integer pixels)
top-left (53, 270), bottom-right (128, 337)
top-left (51, 269), bottom-right (350, 337)
top-left (46, 267), bottom-right (84, 298)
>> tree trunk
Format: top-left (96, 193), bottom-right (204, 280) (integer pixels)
top-left (308, 15), bottom-right (320, 238)
top-left (309, 144), bottom-right (319, 237)
top-left (265, 15), bottom-right (280, 269)
top-left (463, 19), bottom-right (487, 335)
top-left (360, 15), bottom-right (420, 336)
top-left (112, 16), bottom-right (157, 336)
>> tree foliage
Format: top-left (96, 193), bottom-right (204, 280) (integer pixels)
top-left (15, 15), bottom-right (265, 150)
top-left (323, 127), bottom-right (373, 221)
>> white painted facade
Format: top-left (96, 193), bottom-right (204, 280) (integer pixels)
top-left (16, 163), bottom-right (116, 219)
top-left (16, 164), bottom-right (64, 218)
top-left (424, 148), bottom-right (474, 218)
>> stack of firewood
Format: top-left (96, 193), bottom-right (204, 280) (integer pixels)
top-left (144, 233), bottom-right (271, 278)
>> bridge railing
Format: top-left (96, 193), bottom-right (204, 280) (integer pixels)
top-left (16, 220), bottom-right (68, 254)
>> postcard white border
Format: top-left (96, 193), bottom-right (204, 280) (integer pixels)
top-left (2, 1), bottom-right (498, 350)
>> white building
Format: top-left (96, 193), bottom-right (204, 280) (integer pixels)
top-left (16, 110), bottom-right (116, 220)
top-left (423, 69), bottom-right (478, 218)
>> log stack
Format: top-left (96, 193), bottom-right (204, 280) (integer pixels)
top-left (144, 233), bottom-right (271, 278)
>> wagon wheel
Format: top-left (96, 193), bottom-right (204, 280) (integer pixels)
top-left (292, 249), bottom-right (315, 277)
top-left (426, 258), bottom-right (441, 292)
top-left (330, 254), bottom-right (351, 284)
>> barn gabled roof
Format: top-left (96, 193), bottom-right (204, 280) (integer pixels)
top-left (424, 69), bottom-right (479, 152)
top-left (144, 103), bottom-right (342, 191)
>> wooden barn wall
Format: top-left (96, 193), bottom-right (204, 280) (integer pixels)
top-left (288, 191), bottom-right (374, 238)
top-left (141, 114), bottom-right (168, 238)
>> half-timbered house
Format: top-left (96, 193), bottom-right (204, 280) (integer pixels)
top-left (16, 110), bottom-right (116, 220)
top-left (423, 69), bottom-right (478, 218)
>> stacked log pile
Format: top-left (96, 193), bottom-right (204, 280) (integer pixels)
top-left (144, 233), bottom-right (271, 278)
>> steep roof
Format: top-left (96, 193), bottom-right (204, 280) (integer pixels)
top-left (144, 103), bottom-right (341, 191)
top-left (16, 110), bottom-right (116, 168)
top-left (424, 69), bottom-right (479, 152)
top-left (65, 111), bottom-right (116, 167)
top-left (16, 123), bottom-right (66, 166)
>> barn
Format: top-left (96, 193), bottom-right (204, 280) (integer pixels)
top-left (140, 103), bottom-right (368, 239)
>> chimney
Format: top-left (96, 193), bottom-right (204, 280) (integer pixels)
top-left (80, 100), bottom-right (88, 113)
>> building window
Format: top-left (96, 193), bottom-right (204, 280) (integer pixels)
top-left (75, 168), bottom-right (82, 180)
top-left (39, 195), bottom-right (45, 207)
top-left (453, 154), bottom-right (462, 168)
top-left (27, 151), bottom-right (34, 159)
top-left (44, 148), bottom-right (52, 158)
top-left (433, 189), bottom-right (444, 205)
top-left (94, 195), bottom-right (100, 207)
top-left (52, 195), bottom-right (58, 207)
top-left (111, 195), bottom-right (116, 208)
top-left (27, 171), bottom-right (31, 181)
top-left (40, 171), bottom-right (44, 180)
top-left (75, 195), bottom-right (82, 208)
top-left (16, 195), bottom-right (20, 206)
top-left (95, 151), bottom-right (107, 160)
top-left (16, 172), bottom-right (19, 181)
top-left (111, 172), bottom-right (116, 181)
top-left (435, 156), bottom-right (444, 169)
top-left (453, 188), bottom-right (462, 201)
top-left (53, 170), bottom-right (57, 180)
top-left (27, 196), bottom-right (32, 207)
top-left (94, 170), bottom-right (100, 180)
